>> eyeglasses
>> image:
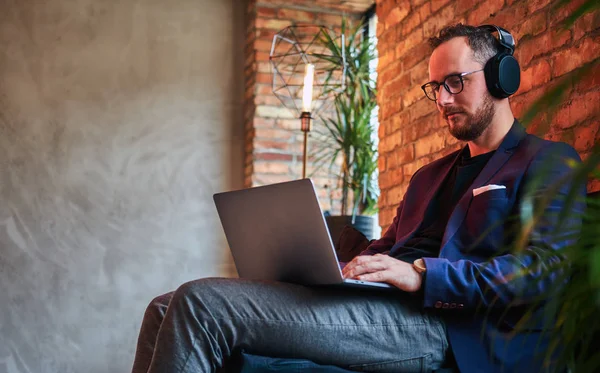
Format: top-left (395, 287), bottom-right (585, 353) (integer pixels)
top-left (421, 69), bottom-right (484, 102)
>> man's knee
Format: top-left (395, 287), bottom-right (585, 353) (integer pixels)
top-left (170, 277), bottom-right (228, 306)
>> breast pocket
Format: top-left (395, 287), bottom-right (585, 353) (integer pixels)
top-left (463, 189), bottom-right (511, 254)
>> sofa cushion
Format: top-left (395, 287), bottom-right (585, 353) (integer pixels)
top-left (334, 224), bottom-right (374, 262)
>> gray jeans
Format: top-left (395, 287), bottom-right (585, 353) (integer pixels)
top-left (131, 278), bottom-right (449, 373)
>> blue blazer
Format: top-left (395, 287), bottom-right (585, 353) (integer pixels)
top-left (363, 121), bottom-right (586, 372)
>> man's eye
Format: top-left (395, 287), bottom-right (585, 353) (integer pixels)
top-left (446, 76), bottom-right (462, 87)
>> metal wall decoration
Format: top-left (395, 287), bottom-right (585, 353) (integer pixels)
top-left (269, 25), bottom-right (346, 178)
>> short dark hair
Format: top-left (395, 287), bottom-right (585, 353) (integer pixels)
top-left (429, 23), bottom-right (499, 65)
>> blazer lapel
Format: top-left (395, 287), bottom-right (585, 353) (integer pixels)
top-left (439, 121), bottom-right (527, 253)
top-left (416, 152), bottom-right (461, 223)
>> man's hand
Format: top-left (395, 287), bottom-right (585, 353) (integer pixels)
top-left (342, 254), bottom-right (423, 292)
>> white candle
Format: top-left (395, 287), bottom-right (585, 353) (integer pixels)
top-left (302, 64), bottom-right (314, 112)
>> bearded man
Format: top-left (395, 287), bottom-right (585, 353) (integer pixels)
top-left (131, 24), bottom-right (585, 373)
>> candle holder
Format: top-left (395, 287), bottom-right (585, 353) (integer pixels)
top-left (300, 111), bottom-right (311, 178)
top-left (269, 25), bottom-right (346, 179)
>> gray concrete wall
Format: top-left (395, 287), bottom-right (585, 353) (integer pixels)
top-left (0, 0), bottom-right (245, 372)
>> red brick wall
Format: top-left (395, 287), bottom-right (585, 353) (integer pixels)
top-left (244, 0), bottom-right (373, 212)
top-left (375, 0), bottom-right (600, 229)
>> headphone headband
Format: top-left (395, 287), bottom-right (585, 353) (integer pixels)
top-left (478, 24), bottom-right (515, 55)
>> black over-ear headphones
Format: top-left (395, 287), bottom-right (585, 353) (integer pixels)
top-left (478, 25), bottom-right (520, 99)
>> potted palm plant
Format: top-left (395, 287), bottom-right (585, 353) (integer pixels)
top-left (488, 1), bottom-right (600, 371)
top-left (312, 18), bottom-right (380, 242)
top-left (509, 77), bottom-right (599, 372)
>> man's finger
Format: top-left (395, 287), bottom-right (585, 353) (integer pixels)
top-left (357, 270), bottom-right (390, 283)
top-left (342, 256), bottom-right (366, 274)
top-left (344, 259), bottom-right (389, 279)
top-left (342, 255), bottom-right (388, 277)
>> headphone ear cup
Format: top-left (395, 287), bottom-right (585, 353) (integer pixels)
top-left (484, 53), bottom-right (520, 98)
top-left (498, 54), bottom-right (520, 97)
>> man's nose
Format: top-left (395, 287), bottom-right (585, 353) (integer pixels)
top-left (436, 86), bottom-right (454, 109)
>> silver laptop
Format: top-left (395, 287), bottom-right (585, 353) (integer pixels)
top-left (213, 179), bottom-right (393, 290)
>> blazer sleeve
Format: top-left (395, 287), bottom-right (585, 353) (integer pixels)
top-left (422, 142), bottom-right (586, 310)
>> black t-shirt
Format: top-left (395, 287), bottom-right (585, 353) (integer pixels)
top-left (392, 148), bottom-right (496, 263)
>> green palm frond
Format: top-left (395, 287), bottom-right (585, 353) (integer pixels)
top-left (313, 17), bottom-right (379, 216)
top-left (483, 1), bottom-right (600, 370)
top-left (553, 0), bottom-right (600, 29)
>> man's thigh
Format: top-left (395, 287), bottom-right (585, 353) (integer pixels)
top-left (173, 277), bottom-right (448, 372)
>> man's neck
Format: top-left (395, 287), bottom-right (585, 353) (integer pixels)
top-left (467, 104), bottom-right (514, 157)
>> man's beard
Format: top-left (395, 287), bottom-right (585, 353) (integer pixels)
top-left (445, 94), bottom-right (495, 142)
